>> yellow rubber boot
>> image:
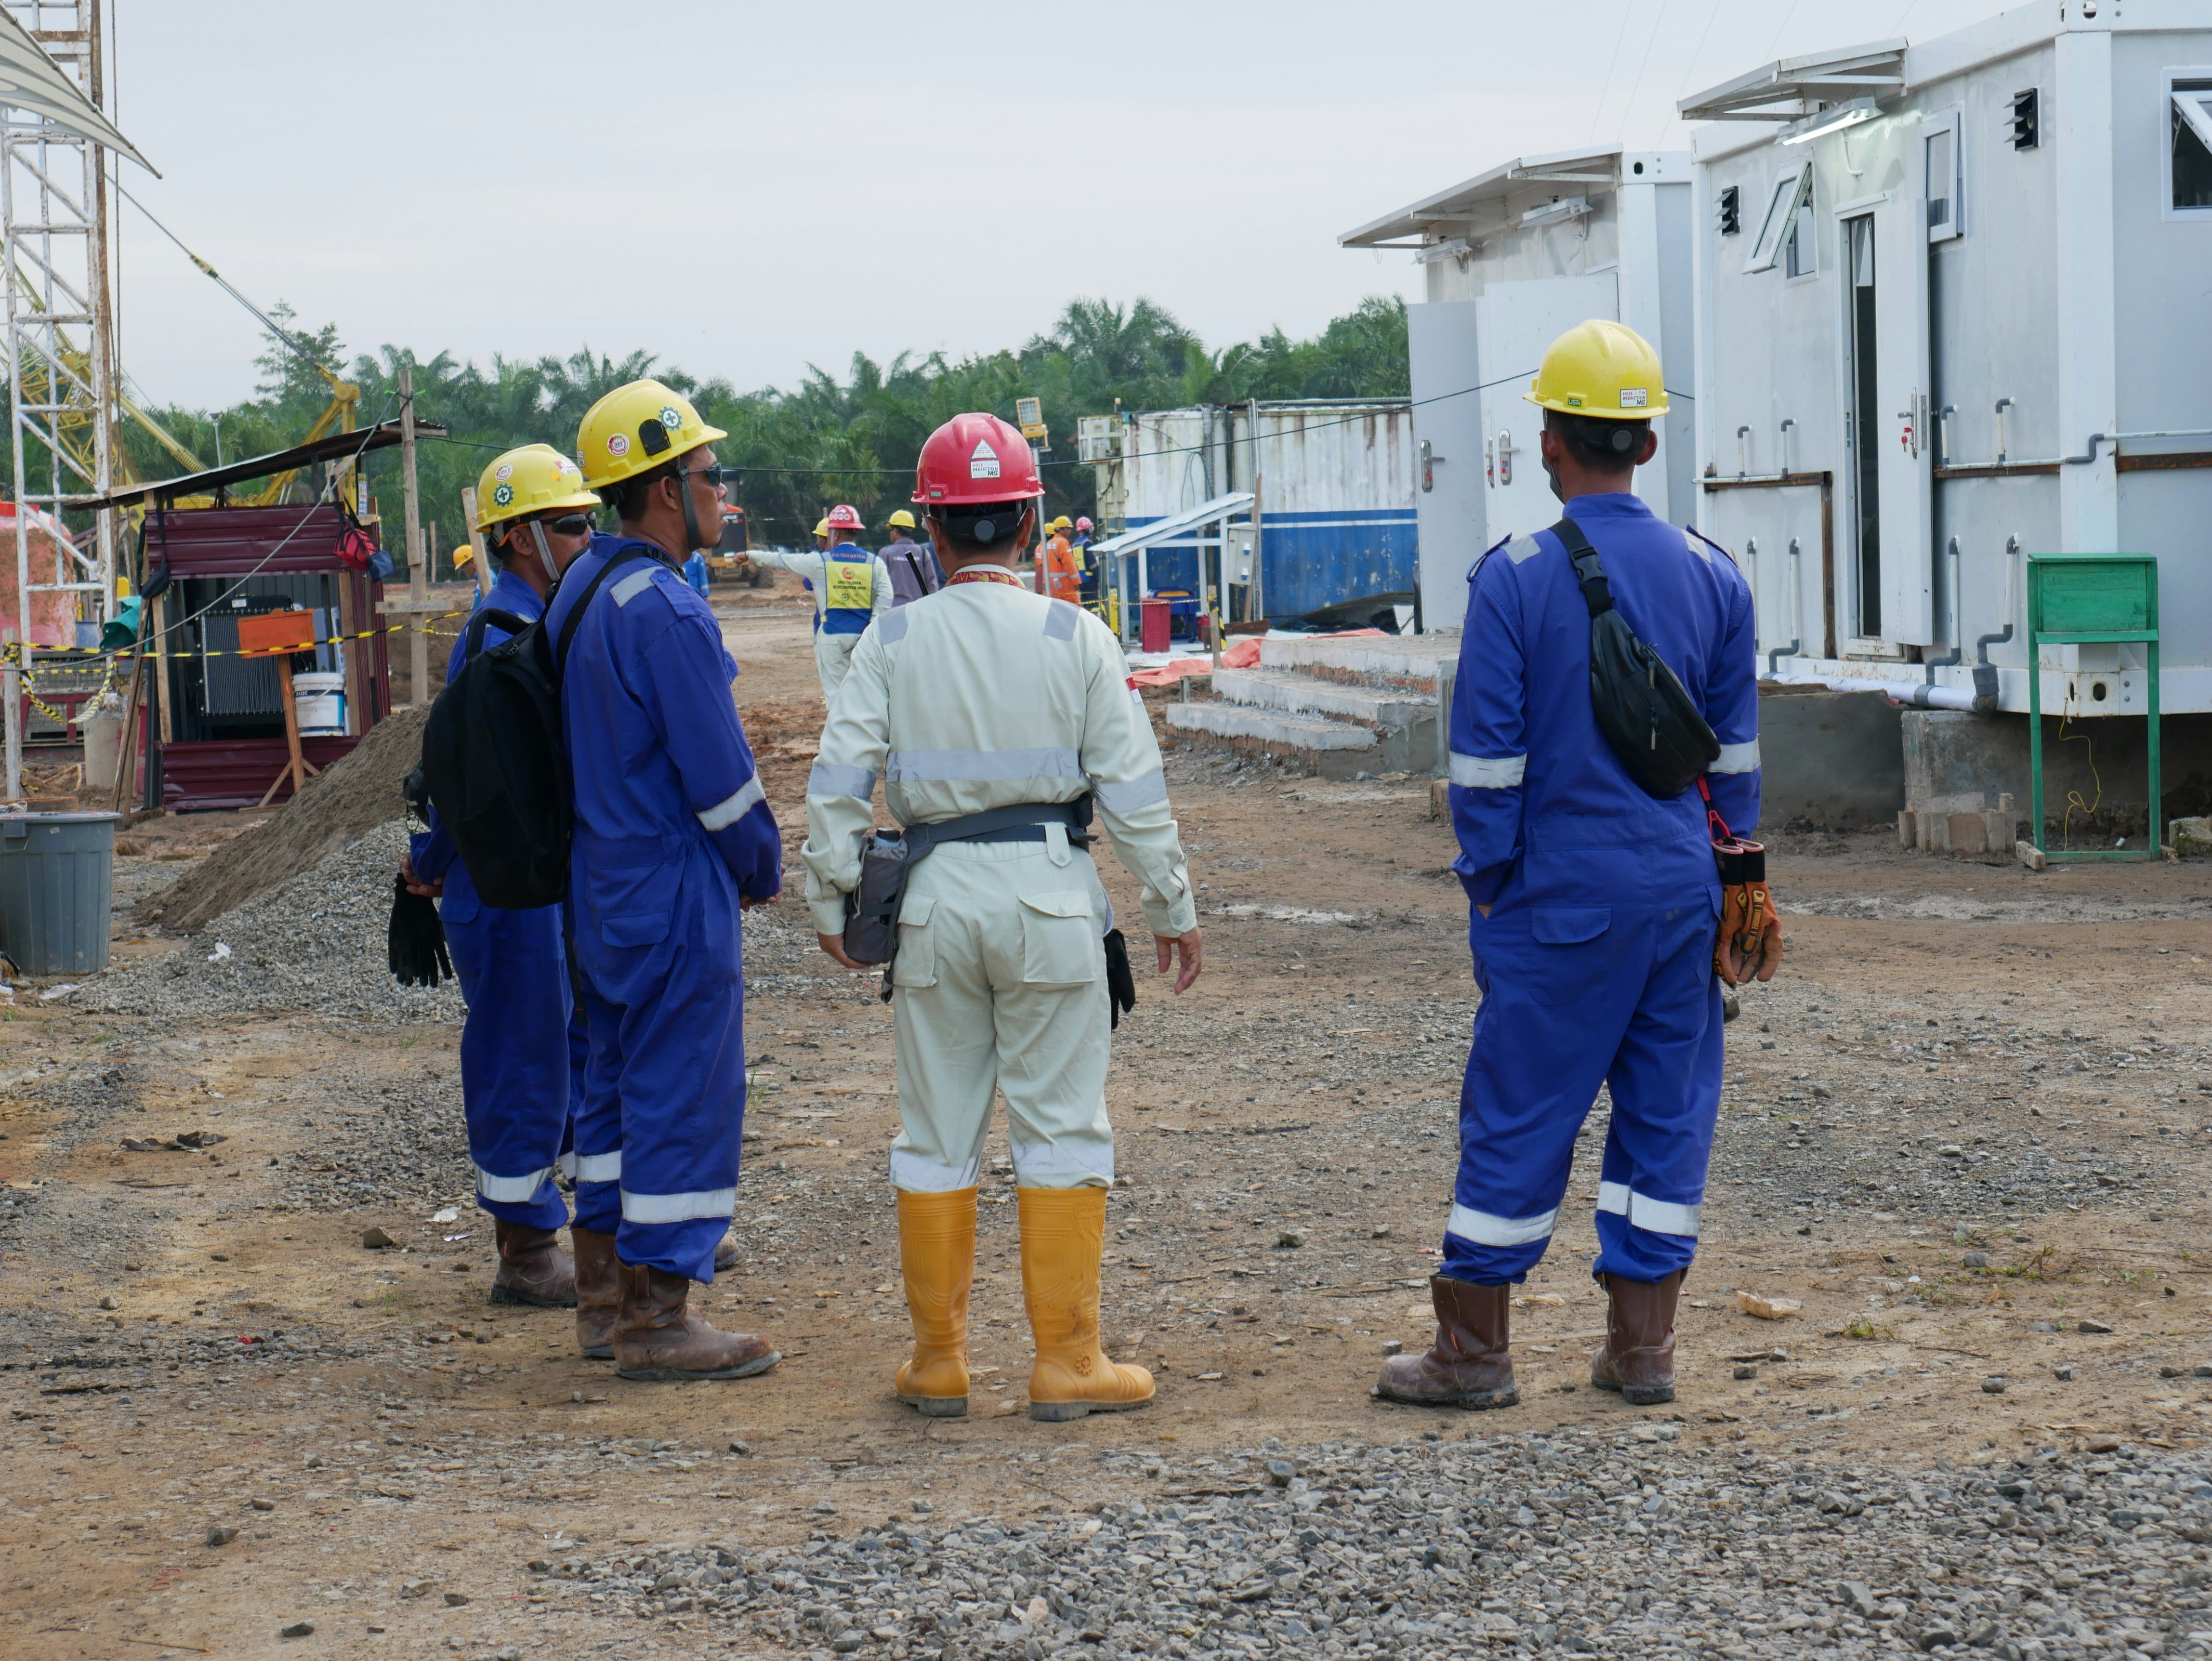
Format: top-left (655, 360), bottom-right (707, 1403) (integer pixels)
top-left (1018, 1185), bottom-right (1154, 1423)
top-left (894, 1187), bottom-right (975, 1417)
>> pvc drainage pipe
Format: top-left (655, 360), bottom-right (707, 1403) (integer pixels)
top-left (1767, 672), bottom-right (1978, 712)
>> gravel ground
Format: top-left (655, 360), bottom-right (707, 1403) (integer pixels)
top-left (545, 1435), bottom-right (2212, 1659)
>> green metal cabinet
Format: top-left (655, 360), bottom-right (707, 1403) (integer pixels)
top-left (2026, 554), bottom-right (2159, 860)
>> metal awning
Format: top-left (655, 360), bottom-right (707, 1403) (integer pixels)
top-left (83, 417), bottom-right (450, 510)
top-left (1088, 492), bottom-right (1254, 558)
top-left (0, 9), bottom-right (155, 172)
top-left (1338, 145), bottom-right (1625, 249)
top-left (1678, 40), bottom-right (1907, 123)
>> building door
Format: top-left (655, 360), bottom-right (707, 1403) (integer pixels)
top-left (1846, 189), bottom-right (1935, 648)
top-left (1407, 301), bottom-right (1486, 630)
top-left (1475, 273), bottom-right (1621, 547)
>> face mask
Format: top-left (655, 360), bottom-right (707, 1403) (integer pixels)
top-left (1544, 457), bottom-right (1565, 503)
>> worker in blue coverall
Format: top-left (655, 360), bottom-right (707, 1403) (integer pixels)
top-left (1377, 321), bottom-right (1768, 1413)
top-left (553, 379), bottom-right (785, 1383)
top-left (682, 547), bottom-right (712, 597)
top-left (401, 444), bottom-right (599, 1318)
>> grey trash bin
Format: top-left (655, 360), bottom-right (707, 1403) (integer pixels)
top-left (0, 811), bottom-right (121, 976)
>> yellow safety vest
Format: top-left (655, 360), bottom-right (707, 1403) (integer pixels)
top-left (822, 551), bottom-right (875, 613)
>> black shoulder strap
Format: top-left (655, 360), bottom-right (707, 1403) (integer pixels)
top-left (1550, 517), bottom-right (1615, 620)
top-left (551, 549), bottom-right (646, 685)
top-left (463, 608), bottom-right (533, 664)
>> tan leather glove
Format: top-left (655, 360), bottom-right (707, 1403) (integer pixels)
top-left (1713, 840), bottom-right (1784, 986)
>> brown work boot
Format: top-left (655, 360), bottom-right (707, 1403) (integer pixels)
top-left (1590, 1269), bottom-right (1684, 1406)
top-left (1374, 1276), bottom-right (1518, 1409)
top-left (489, 1219), bottom-right (577, 1308)
top-left (572, 1227), bottom-right (620, 1360)
top-left (713, 1232), bottom-right (740, 1273)
top-left (611, 1262), bottom-right (780, 1383)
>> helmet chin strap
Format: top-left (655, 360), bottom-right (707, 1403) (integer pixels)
top-left (529, 518), bottom-right (562, 579)
top-left (676, 471), bottom-right (706, 556)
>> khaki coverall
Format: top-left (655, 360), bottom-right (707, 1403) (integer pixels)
top-left (802, 581), bottom-right (1197, 1191)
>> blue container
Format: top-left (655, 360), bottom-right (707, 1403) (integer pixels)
top-left (0, 811), bottom-right (120, 975)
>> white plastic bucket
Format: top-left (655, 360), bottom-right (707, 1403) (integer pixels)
top-left (293, 671), bottom-right (347, 736)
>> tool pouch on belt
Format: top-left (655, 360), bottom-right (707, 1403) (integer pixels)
top-left (1553, 517), bottom-right (1721, 799)
top-left (842, 799), bottom-right (1097, 997)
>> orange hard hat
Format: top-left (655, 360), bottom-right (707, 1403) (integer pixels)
top-left (912, 413), bottom-right (1041, 505)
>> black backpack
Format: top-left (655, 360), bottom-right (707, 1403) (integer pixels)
top-left (408, 549), bottom-right (645, 910)
top-left (1552, 516), bottom-right (1720, 800)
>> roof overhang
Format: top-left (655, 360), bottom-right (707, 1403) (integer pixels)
top-left (1677, 39), bottom-right (1907, 123)
top-left (0, 9), bottom-right (155, 172)
top-left (1338, 144), bottom-right (1627, 249)
top-left (1089, 492), bottom-right (1254, 558)
top-left (86, 418), bottom-right (449, 511)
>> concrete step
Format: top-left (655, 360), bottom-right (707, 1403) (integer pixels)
top-left (1211, 667), bottom-right (1433, 728)
top-left (1257, 634), bottom-right (1458, 692)
top-left (1164, 701), bottom-right (1381, 780)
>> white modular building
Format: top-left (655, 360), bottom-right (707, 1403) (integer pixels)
top-left (1683, 5), bottom-right (2212, 717)
top-left (1340, 144), bottom-right (1697, 631)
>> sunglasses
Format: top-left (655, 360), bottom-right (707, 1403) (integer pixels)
top-left (679, 463), bottom-right (734, 489)
top-left (543, 513), bottom-right (595, 537)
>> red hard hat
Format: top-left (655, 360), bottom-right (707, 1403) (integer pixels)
top-left (1075, 516), bottom-right (1093, 531)
top-left (912, 412), bottom-right (1041, 506)
top-left (825, 503), bottom-right (865, 531)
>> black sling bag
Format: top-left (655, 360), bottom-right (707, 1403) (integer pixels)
top-left (1551, 516), bottom-right (1721, 800)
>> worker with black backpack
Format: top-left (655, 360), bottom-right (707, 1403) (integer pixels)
top-left (545, 379), bottom-right (784, 1384)
top-left (1378, 321), bottom-right (1776, 1418)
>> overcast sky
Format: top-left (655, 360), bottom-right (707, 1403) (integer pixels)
top-left (101, 0), bottom-right (2014, 412)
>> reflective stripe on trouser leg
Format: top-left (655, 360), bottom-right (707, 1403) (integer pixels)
top-left (890, 840), bottom-right (1115, 1195)
top-left (1593, 905), bottom-right (1722, 1283)
top-left (814, 630), bottom-right (860, 698)
top-left (1441, 891), bottom-right (1652, 1285)
top-left (443, 879), bottom-right (572, 1232)
top-left (570, 978), bottom-right (626, 1236)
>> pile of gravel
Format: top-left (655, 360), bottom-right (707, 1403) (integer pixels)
top-left (89, 820), bottom-right (461, 1025)
top-left (550, 1436), bottom-right (2212, 1659)
top-left (141, 704), bottom-right (429, 935)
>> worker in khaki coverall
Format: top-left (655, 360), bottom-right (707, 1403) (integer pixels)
top-left (804, 411), bottom-right (1203, 1423)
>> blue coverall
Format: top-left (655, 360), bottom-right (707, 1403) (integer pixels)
top-left (1443, 492), bottom-right (1759, 1287)
top-left (408, 567), bottom-right (586, 1232)
top-left (543, 535), bottom-right (783, 1282)
top-left (682, 551), bottom-right (711, 596)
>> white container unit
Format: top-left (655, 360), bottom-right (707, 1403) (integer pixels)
top-left (1683, 5), bottom-right (2212, 714)
top-left (1339, 144), bottom-right (1697, 631)
top-left (1114, 400), bottom-right (1417, 626)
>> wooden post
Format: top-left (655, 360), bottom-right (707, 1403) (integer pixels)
top-left (237, 610), bottom-right (321, 807)
top-left (151, 592), bottom-right (173, 742)
top-left (461, 487), bottom-right (489, 599)
top-left (399, 364), bottom-right (428, 709)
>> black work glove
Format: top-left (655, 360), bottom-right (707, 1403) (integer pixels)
top-left (388, 872), bottom-right (453, 989)
top-left (1103, 928), bottom-right (1137, 1030)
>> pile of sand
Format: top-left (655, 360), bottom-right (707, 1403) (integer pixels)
top-left (140, 705), bottom-right (429, 935)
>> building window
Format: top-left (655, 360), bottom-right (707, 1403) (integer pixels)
top-left (1924, 107), bottom-right (1963, 242)
top-left (1746, 162), bottom-right (1813, 274)
top-left (2172, 77), bottom-right (2212, 211)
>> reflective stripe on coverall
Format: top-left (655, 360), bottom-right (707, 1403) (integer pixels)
top-left (1444, 492), bottom-right (1759, 1287)
top-left (801, 584), bottom-right (1197, 1192)
top-left (542, 535), bottom-right (783, 1281)
top-left (1039, 534), bottom-right (1081, 603)
top-left (407, 567), bottom-right (583, 1231)
top-left (748, 543), bottom-right (892, 697)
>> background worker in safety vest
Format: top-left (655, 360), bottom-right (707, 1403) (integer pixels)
top-left (803, 412), bottom-right (1204, 1423)
top-left (400, 444), bottom-right (599, 1319)
top-left (1072, 515), bottom-right (1099, 606)
top-left (1378, 321), bottom-right (1764, 1415)
top-left (881, 508), bottom-right (944, 606)
top-left (1037, 515), bottom-right (1082, 603)
top-left (548, 378), bottom-right (786, 1384)
top-left (738, 504), bottom-right (891, 695)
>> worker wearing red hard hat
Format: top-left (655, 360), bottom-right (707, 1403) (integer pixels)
top-left (802, 411), bottom-right (1203, 1424)
top-left (739, 503), bottom-right (891, 696)
top-left (1072, 515), bottom-right (1099, 606)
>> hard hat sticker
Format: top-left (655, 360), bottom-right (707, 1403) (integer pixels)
top-left (658, 406), bottom-right (683, 432)
top-left (1620, 388), bottom-right (1649, 409)
top-left (493, 463), bottom-right (514, 483)
top-left (491, 483), bottom-right (514, 507)
top-left (1567, 395), bottom-right (1584, 408)
top-left (607, 433), bottom-right (631, 458)
top-left (969, 439), bottom-right (1001, 480)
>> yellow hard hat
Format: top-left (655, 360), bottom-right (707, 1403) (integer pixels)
top-left (812, 518), bottom-right (830, 539)
top-left (887, 509), bottom-right (916, 530)
top-left (575, 379), bottom-right (729, 491)
top-left (1048, 515), bottom-right (1072, 533)
top-left (475, 444), bottom-right (601, 531)
top-left (453, 543), bottom-right (475, 568)
top-left (1525, 319), bottom-right (1668, 419)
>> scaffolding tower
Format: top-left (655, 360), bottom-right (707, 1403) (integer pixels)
top-left (0, 0), bottom-right (114, 800)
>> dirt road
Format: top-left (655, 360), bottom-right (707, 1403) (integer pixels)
top-left (0, 583), bottom-right (2205, 1658)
